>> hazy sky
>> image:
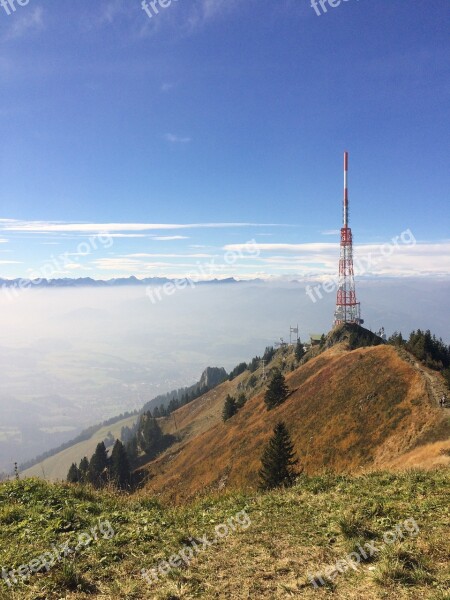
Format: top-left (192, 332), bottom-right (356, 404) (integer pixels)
top-left (0, 0), bottom-right (449, 281)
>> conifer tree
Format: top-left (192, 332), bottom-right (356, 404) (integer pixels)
top-left (67, 463), bottom-right (80, 483)
top-left (126, 436), bottom-right (139, 469)
top-left (110, 440), bottom-right (130, 489)
top-left (78, 456), bottom-right (89, 482)
top-left (259, 422), bottom-right (299, 490)
top-left (236, 393), bottom-right (247, 410)
top-left (222, 395), bottom-right (237, 421)
top-left (137, 413), bottom-right (164, 457)
top-left (443, 367), bottom-right (450, 390)
top-left (87, 442), bottom-right (109, 487)
top-left (295, 339), bottom-right (305, 361)
top-left (264, 370), bottom-right (289, 410)
top-left (263, 346), bottom-right (275, 363)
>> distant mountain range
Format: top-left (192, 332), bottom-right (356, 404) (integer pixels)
top-left (0, 276), bottom-right (259, 289)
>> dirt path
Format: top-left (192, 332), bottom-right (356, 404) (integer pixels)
top-left (396, 347), bottom-right (449, 409)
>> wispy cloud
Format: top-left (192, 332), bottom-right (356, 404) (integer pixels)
top-left (152, 235), bottom-right (189, 241)
top-left (2, 221), bottom-right (282, 234)
top-left (96, 233), bottom-right (149, 239)
top-left (224, 242), bottom-right (339, 253)
top-left (98, 0), bottom-right (124, 25)
top-left (183, 0), bottom-right (245, 33)
top-left (125, 253), bottom-right (215, 259)
top-left (164, 133), bottom-right (192, 144)
top-left (3, 7), bottom-right (44, 41)
top-left (223, 241), bottom-right (450, 278)
top-left (161, 82), bottom-right (177, 93)
top-left (93, 258), bottom-right (146, 272)
top-left (80, 0), bottom-right (129, 31)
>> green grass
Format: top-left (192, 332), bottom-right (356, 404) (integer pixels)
top-left (0, 469), bottom-right (448, 599)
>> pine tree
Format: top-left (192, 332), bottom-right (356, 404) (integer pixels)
top-left (443, 367), bottom-right (450, 390)
top-left (295, 339), bottom-right (305, 361)
top-left (67, 463), bottom-right (80, 483)
top-left (137, 413), bottom-right (164, 457)
top-left (222, 395), bottom-right (237, 421)
top-left (263, 346), bottom-right (275, 363)
top-left (87, 442), bottom-right (109, 487)
top-left (126, 436), bottom-right (139, 469)
top-left (264, 370), bottom-right (289, 410)
top-left (388, 331), bottom-right (404, 346)
top-left (259, 422), bottom-right (299, 490)
top-left (236, 393), bottom-right (247, 410)
top-left (78, 457), bottom-right (89, 482)
top-left (110, 440), bottom-right (130, 489)
top-left (168, 398), bottom-right (180, 414)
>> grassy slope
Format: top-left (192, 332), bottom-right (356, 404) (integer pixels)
top-left (0, 470), bottom-right (449, 599)
top-left (143, 344), bottom-right (450, 503)
top-left (22, 351), bottom-right (277, 483)
top-left (22, 415), bottom-right (138, 481)
top-left (22, 334), bottom-right (450, 494)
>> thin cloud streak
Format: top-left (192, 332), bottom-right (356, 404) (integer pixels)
top-left (2, 221), bottom-right (285, 234)
top-left (164, 133), bottom-right (191, 144)
top-left (125, 253), bottom-right (216, 259)
top-left (152, 235), bottom-right (190, 241)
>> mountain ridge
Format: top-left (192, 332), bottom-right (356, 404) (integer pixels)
top-left (0, 276), bottom-right (255, 290)
top-left (139, 328), bottom-right (450, 503)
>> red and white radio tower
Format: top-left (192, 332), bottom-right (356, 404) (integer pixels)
top-left (333, 151), bottom-right (364, 327)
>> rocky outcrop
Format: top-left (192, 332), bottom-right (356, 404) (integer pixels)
top-left (199, 367), bottom-right (228, 389)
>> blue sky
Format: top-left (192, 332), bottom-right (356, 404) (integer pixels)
top-left (0, 0), bottom-right (449, 280)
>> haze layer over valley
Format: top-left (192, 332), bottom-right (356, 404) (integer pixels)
top-left (0, 278), bottom-right (448, 472)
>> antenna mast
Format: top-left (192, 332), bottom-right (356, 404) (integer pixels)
top-left (334, 151), bottom-right (363, 327)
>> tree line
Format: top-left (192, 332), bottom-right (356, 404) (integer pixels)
top-left (69, 343), bottom-right (306, 492)
top-left (388, 328), bottom-right (450, 386)
top-left (142, 383), bottom-right (210, 419)
top-left (66, 411), bottom-right (174, 490)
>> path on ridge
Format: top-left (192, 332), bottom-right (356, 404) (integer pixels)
top-left (397, 347), bottom-right (449, 409)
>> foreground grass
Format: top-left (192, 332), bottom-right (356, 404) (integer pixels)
top-left (0, 469), bottom-right (449, 599)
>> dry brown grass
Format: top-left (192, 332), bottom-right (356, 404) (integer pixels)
top-left (141, 344), bottom-right (450, 504)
